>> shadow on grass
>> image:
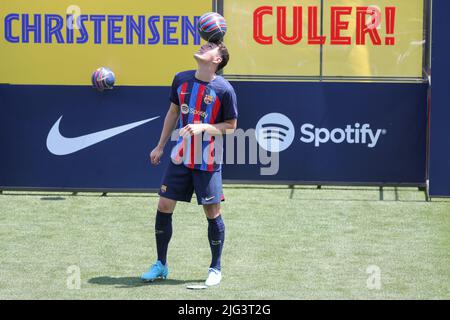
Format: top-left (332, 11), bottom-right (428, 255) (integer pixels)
top-left (88, 276), bottom-right (205, 288)
top-left (40, 196), bottom-right (66, 201)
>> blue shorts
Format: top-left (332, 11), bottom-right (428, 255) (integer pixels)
top-left (158, 161), bottom-right (224, 205)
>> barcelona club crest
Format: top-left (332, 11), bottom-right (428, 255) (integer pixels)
top-left (204, 95), bottom-right (213, 105)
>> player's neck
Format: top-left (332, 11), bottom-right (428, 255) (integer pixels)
top-left (195, 65), bottom-right (216, 83)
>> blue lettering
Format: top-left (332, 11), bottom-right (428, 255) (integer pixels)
top-left (108, 15), bottom-right (123, 44)
top-left (4, 13), bottom-right (20, 43)
top-left (90, 15), bottom-right (106, 44)
top-left (182, 16), bottom-right (200, 45)
top-left (66, 15), bottom-right (74, 43)
top-left (126, 15), bottom-right (145, 45)
top-left (147, 16), bottom-right (160, 45)
top-left (2, 13), bottom-right (202, 46)
top-left (76, 15), bottom-right (89, 44)
top-left (163, 16), bottom-right (178, 45)
top-left (45, 14), bottom-right (64, 44)
top-left (22, 14), bottom-right (41, 43)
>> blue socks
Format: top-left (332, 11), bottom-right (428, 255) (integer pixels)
top-left (207, 215), bottom-right (225, 270)
top-left (155, 210), bottom-right (173, 266)
top-left (154, 211), bottom-right (225, 270)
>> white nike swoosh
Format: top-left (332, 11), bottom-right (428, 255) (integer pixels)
top-left (46, 115), bottom-right (160, 155)
top-left (204, 196), bottom-right (215, 201)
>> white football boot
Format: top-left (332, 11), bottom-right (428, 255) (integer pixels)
top-left (205, 268), bottom-right (222, 286)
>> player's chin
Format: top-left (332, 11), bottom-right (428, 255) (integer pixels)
top-left (194, 53), bottom-right (207, 61)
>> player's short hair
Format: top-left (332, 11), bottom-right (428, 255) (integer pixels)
top-left (216, 42), bottom-right (229, 74)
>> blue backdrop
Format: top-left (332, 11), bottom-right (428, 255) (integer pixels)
top-left (429, 0), bottom-right (450, 197)
top-left (224, 82), bottom-right (427, 185)
top-left (0, 82), bottom-right (427, 190)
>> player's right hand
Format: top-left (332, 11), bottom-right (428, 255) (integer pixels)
top-left (150, 146), bottom-right (163, 166)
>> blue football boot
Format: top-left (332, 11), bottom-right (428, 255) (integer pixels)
top-left (141, 261), bottom-right (169, 282)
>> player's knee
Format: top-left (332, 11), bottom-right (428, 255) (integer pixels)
top-left (203, 204), bottom-right (221, 219)
top-left (158, 197), bottom-right (176, 213)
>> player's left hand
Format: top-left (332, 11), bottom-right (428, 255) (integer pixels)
top-left (180, 124), bottom-right (205, 138)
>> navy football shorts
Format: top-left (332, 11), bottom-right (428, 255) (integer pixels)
top-left (158, 161), bottom-right (225, 205)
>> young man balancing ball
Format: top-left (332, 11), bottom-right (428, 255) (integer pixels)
top-left (141, 41), bottom-right (238, 286)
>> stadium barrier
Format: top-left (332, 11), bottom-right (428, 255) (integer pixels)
top-left (0, 0), bottom-right (443, 196)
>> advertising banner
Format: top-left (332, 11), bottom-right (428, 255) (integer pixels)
top-left (0, 0), bottom-right (209, 86)
top-left (223, 82), bottom-right (427, 184)
top-left (0, 1), bottom-right (429, 190)
top-left (224, 0), bottom-right (426, 81)
top-left (0, 82), bottom-right (427, 189)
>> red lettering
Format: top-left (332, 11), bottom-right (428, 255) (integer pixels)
top-left (356, 7), bottom-right (382, 45)
top-left (308, 6), bottom-right (326, 45)
top-left (253, 6), bottom-right (273, 45)
top-left (331, 6), bottom-right (352, 45)
top-left (277, 6), bottom-right (302, 45)
top-left (252, 5), bottom-right (397, 46)
top-left (385, 7), bottom-right (396, 45)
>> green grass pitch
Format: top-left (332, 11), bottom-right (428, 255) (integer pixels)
top-left (0, 185), bottom-right (449, 299)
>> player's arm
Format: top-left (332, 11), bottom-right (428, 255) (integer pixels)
top-left (204, 119), bottom-right (237, 134)
top-left (181, 86), bottom-right (238, 138)
top-left (179, 119), bottom-right (237, 138)
top-left (150, 103), bottom-right (180, 165)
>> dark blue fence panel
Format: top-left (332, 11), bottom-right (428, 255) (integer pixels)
top-left (429, 0), bottom-right (450, 197)
top-left (0, 81), bottom-right (427, 190)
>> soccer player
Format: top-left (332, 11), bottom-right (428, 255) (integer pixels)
top-left (141, 41), bottom-right (238, 286)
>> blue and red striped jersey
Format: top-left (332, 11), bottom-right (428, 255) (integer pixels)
top-left (169, 70), bottom-right (238, 172)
